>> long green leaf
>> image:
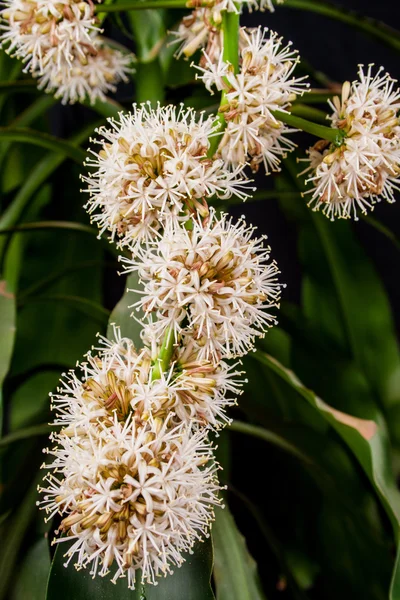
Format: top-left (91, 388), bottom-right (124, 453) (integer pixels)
top-left (0, 279), bottom-right (16, 431)
top-left (11, 538), bottom-right (50, 600)
top-left (253, 351), bottom-right (400, 532)
top-left (0, 478), bottom-right (40, 600)
top-left (213, 506), bottom-right (266, 600)
top-left (145, 540), bottom-right (215, 600)
top-left (0, 122), bottom-right (99, 233)
top-left (46, 544), bottom-right (145, 600)
top-left (0, 127), bottom-right (86, 163)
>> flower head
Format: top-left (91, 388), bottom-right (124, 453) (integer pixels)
top-left (0, 1), bottom-right (133, 104)
top-left (51, 325), bottom-right (241, 434)
top-left (82, 103), bottom-right (251, 249)
top-left (39, 414), bottom-right (222, 588)
top-left (37, 40), bottom-right (132, 105)
top-left (302, 65), bottom-right (400, 220)
top-left (125, 209), bottom-right (282, 361)
top-left (195, 27), bottom-right (308, 171)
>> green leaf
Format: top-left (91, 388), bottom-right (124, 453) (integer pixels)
top-left (107, 273), bottom-right (143, 348)
top-left (128, 7), bottom-right (165, 63)
top-left (47, 539), bottom-right (215, 600)
top-left (10, 537), bottom-right (50, 600)
top-left (0, 279), bottom-right (16, 431)
top-left (46, 544), bottom-right (145, 600)
top-left (0, 478), bottom-right (40, 600)
top-left (145, 539), bottom-right (215, 600)
top-left (281, 159), bottom-right (400, 425)
top-left (212, 505), bottom-right (266, 600)
top-left (253, 351), bottom-right (400, 533)
top-left (0, 121), bottom-right (99, 234)
top-left (0, 423), bottom-right (52, 448)
top-left (0, 127), bottom-right (86, 164)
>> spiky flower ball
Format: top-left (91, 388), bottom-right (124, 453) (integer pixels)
top-left (125, 209), bottom-right (282, 361)
top-left (38, 328), bottom-right (225, 588)
top-left (39, 416), bottom-right (221, 588)
top-left (195, 27), bottom-right (308, 171)
top-left (302, 65), bottom-right (400, 220)
top-left (0, 1), bottom-right (133, 104)
top-left (50, 326), bottom-right (242, 433)
top-left (82, 103), bottom-right (251, 249)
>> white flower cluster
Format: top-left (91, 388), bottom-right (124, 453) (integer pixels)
top-left (38, 327), bottom-right (238, 587)
top-left (126, 209), bottom-right (282, 361)
top-left (195, 27), bottom-right (308, 171)
top-left (0, 0), bottom-right (133, 104)
top-left (172, 0), bottom-right (285, 60)
top-left (83, 103), bottom-right (252, 249)
top-left (302, 65), bottom-right (400, 220)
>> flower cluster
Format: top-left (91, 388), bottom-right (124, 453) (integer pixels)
top-left (126, 209), bottom-right (282, 361)
top-left (172, 0), bottom-right (285, 60)
top-left (195, 27), bottom-right (309, 171)
top-left (38, 327), bottom-right (235, 587)
top-left (0, 0), bottom-right (133, 104)
top-left (302, 65), bottom-right (400, 220)
top-left (83, 103), bottom-right (252, 249)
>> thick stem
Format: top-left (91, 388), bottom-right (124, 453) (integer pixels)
top-left (272, 109), bottom-right (345, 144)
top-left (135, 60), bottom-right (165, 105)
top-left (151, 328), bottom-right (176, 380)
top-left (207, 7), bottom-right (240, 158)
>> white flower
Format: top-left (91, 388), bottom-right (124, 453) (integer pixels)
top-left (1, 0), bottom-right (99, 73)
top-left (170, 337), bottom-right (244, 428)
top-left (171, 0), bottom-right (285, 59)
top-left (0, 1), bottom-right (133, 104)
top-left (82, 103), bottom-right (252, 249)
top-left (39, 413), bottom-right (222, 588)
top-left (302, 65), bottom-right (400, 220)
top-left (51, 325), bottom-right (242, 433)
top-left (125, 209), bottom-right (282, 361)
top-left (195, 27), bottom-right (308, 171)
top-left (37, 40), bottom-right (133, 105)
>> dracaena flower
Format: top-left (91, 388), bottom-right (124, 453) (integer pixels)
top-left (0, 1), bottom-right (133, 104)
top-left (124, 209), bottom-right (282, 361)
top-left (82, 103), bottom-right (251, 250)
top-left (301, 65), bottom-right (400, 220)
top-left (39, 413), bottom-right (222, 588)
top-left (50, 325), bottom-right (242, 434)
top-left (37, 39), bottom-right (132, 105)
top-left (195, 26), bottom-right (309, 171)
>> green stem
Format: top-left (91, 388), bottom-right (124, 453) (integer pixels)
top-left (283, 0), bottom-right (400, 53)
top-left (151, 328), bottom-right (176, 380)
top-left (290, 103), bottom-right (328, 124)
top-left (222, 8), bottom-right (239, 73)
top-left (207, 7), bottom-right (240, 158)
top-left (135, 60), bottom-right (165, 105)
top-left (95, 0), bottom-right (187, 12)
top-left (272, 109), bottom-right (344, 144)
